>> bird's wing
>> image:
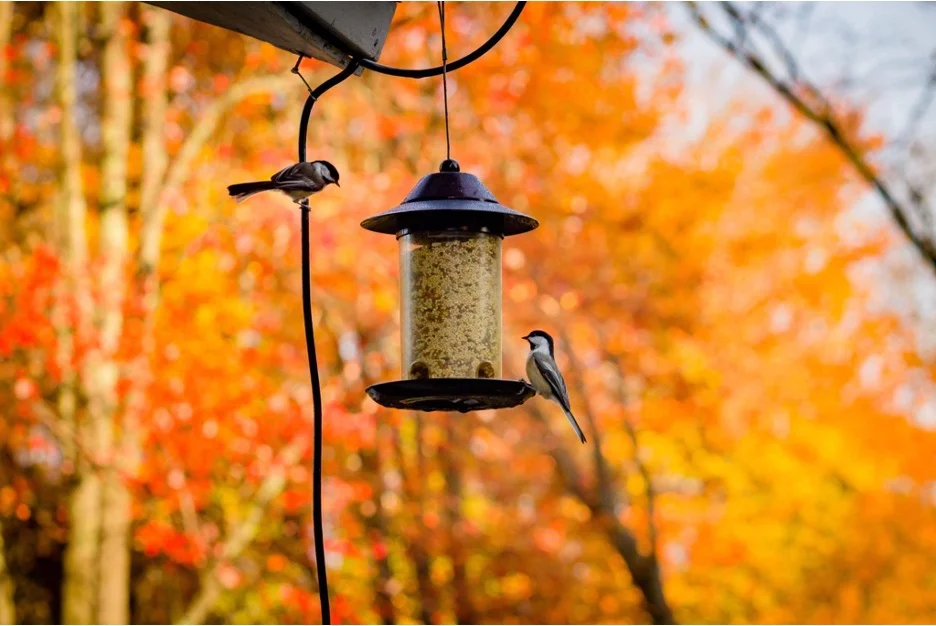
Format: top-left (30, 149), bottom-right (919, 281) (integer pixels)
top-left (533, 351), bottom-right (572, 412)
top-left (273, 179), bottom-right (325, 192)
top-left (271, 162), bottom-right (315, 183)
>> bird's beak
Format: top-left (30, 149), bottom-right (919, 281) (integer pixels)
top-left (334, 181), bottom-right (340, 188)
top-left (521, 334), bottom-right (529, 340)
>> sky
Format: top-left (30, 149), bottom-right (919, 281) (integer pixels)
top-left (668, 2), bottom-right (935, 139)
top-left (665, 2), bottom-right (936, 357)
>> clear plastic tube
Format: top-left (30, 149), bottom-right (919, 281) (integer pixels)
top-left (399, 231), bottom-right (502, 379)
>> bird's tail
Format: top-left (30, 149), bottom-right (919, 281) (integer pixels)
top-left (228, 181), bottom-right (277, 203)
top-left (562, 405), bottom-right (587, 444)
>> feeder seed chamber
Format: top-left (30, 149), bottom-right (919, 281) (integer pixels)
top-left (362, 160), bottom-right (538, 413)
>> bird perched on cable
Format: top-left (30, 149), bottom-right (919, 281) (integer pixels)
top-left (227, 160), bottom-right (340, 204)
top-left (523, 330), bottom-right (587, 444)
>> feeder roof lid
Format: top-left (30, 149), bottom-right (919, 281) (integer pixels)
top-left (361, 163), bottom-right (539, 236)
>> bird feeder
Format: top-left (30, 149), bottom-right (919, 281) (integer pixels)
top-left (362, 160), bottom-right (538, 412)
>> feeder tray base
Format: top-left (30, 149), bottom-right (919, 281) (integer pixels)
top-left (366, 378), bottom-right (536, 412)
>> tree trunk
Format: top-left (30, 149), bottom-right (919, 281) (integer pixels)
top-left (552, 327), bottom-right (677, 625)
top-left (0, 0), bottom-right (14, 147)
top-left (0, 520), bottom-right (15, 625)
top-left (129, 4), bottom-right (170, 368)
top-left (138, 7), bottom-right (170, 221)
top-left (410, 414), bottom-right (435, 625)
top-left (95, 3), bottom-right (133, 623)
top-left (0, 0), bottom-right (12, 245)
top-left (119, 16), bottom-right (171, 621)
top-left (392, 415), bottom-right (436, 624)
top-left (362, 427), bottom-right (396, 625)
top-left (442, 420), bottom-right (476, 625)
top-left (55, 3), bottom-right (99, 624)
top-left (52, 2), bottom-right (88, 271)
top-left (0, 0), bottom-right (12, 249)
top-left (604, 522), bottom-right (674, 624)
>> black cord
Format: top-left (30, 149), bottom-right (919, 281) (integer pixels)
top-left (299, 202), bottom-right (327, 624)
top-left (437, 1), bottom-right (451, 160)
top-left (358, 2), bottom-right (525, 78)
top-left (296, 58), bottom-right (361, 626)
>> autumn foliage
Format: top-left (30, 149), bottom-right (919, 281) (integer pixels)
top-left (1, 2), bottom-right (936, 625)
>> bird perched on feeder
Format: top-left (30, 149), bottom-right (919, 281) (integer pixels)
top-left (227, 160), bottom-right (340, 204)
top-left (522, 330), bottom-right (587, 444)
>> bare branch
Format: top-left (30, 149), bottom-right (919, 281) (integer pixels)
top-left (725, 2), bottom-right (817, 100)
top-left (526, 402), bottom-right (594, 506)
top-left (176, 434), bottom-right (311, 625)
top-left (138, 75), bottom-right (295, 278)
top-left (516, 319), bottom-right (674, 624)
top-left (532, 406), bottom-right (674, 624)
top-left (895, 62), bottom-right (936, 148)
top-left (687, 1), bottom-right (936, 276)
top-left (788, 3), bottom-right (816, 54)
top-left (31, 401), bottom-right (107, 472)
top-left (552, 324), bottom-right (619, 513)
top-left (174, 466), bottom-right (207, 564)
top-left (612, 366), bottom-right (660, 556)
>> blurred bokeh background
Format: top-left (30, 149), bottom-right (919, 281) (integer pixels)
top-left (2, 2), bottom-right (936, 624)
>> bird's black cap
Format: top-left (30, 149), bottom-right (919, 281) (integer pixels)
top-left (315, 160), bottom-right (340, 184)
top-left (522, 329), bottom-right (555, 357)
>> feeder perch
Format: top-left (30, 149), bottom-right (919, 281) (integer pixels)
top-left (362, 160), bottom-right (539, 412)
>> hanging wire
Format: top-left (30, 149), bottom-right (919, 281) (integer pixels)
top-left (437, 1), bottom-right (451, 160)
top-left (291, 55), bottom-right (315, 96)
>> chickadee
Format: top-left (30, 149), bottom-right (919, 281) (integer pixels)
top-left (227, 160), bottom-right (340, 204)
top-left (523, 330), bottom-right (587, 444)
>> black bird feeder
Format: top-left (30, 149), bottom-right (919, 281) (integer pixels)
top-left (362, 159), bottom-right (539, 412)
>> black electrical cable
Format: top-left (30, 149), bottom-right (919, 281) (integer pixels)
top-left (357, 1), bottom-right (525, 78)
top-left (296, 58), bottom-right (360, 625)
